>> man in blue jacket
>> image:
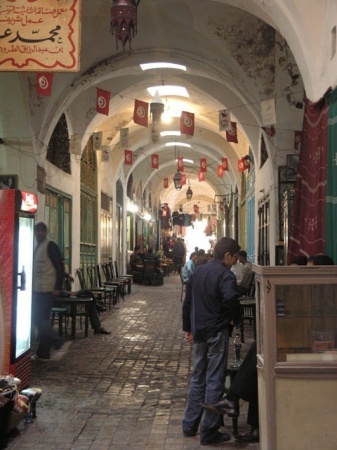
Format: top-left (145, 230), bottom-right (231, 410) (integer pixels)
top-left (182, 237), bottom-right (241, 446)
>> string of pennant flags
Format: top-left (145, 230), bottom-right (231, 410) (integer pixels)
top-left (36, 74), bottom-right (303, 175)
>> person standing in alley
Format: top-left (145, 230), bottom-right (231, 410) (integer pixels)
top-left (182, 237), bottom-right (241, 446)
top-left (31, 222), bottom-right (71, 361)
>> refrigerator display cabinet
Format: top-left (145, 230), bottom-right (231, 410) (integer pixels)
top-left (0, 190), bottom-right (37, 389)
top-left (254, 264), bottom-right (337, 450)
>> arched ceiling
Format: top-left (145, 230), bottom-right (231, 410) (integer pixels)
top-left (32, 0), bottom-right (312, 213)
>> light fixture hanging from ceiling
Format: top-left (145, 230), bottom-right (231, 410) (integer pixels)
top-left (173, 171), bottom-right (182, 191)
top-left (186, 178), bottom-right (193, 200)
top-left (150, 90), bottom-right (165, 123)
top-left (111, 0), bottom-right (140, 51)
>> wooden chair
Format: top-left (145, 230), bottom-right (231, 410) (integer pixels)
top-left (86, 266), bottom-right (115, 310)
top-left (99, 263), bottom-right (125, 302)
top-left (143, 260), bottom-right (156, 285)
top-left (112, 260), bottom-right (132, 294)
top-left (179, 270), bottom-right (186, 302)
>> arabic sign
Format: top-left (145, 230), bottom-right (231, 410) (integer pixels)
top-left (0, 0), bottom-right (81, 71)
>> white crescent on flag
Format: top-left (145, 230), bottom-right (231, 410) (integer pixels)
top-left (137, 106), bottom-right (146, 118)
top-left (98, 96), bottom-right (107, 109)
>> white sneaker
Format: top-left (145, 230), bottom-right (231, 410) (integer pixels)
top-left (50, 341), bottom-right (73, 361)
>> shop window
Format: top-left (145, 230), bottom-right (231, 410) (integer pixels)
top-left (47, 113), bottom-right (71, 174)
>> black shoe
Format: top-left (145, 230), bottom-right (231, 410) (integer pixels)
top-left (94, 327), bottom-right (111, 335)
top-left (235, 428), bottom-right (259, 443)
top-left (200, 398), bottom-right (239, 417)
top-left (183, 431), bottom-right (196, 437)
top-left (200, 431), bottom-right (231, 446)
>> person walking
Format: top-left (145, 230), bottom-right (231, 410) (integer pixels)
top-left (31, 222), bottom-right (72, 361)
top-left (182, 237), bottom-right (241, 446)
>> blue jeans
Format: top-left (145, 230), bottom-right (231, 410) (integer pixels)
top-left (32, 292), bottom-right (65, 358)
top-left (182, 330), bottom-right (229, 441)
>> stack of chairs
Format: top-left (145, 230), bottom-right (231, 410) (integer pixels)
top-left (86, 266), bottom-right (117, 310)
top-left (98, 263), bottom-right (126, 303)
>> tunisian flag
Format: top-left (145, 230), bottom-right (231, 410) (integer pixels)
top-left (96, 88), bottom-right (110, 115)
top-left (199, 171), bottom-right (205, 182)
top-left (222, 157), bottom-right (229, 171)
top-left (180, 111), bottom-right (195, 136)
top-left (133, 100), bottom-right (149, 127)
top-left (238, 158), bottom-right (250, 172)
top-left (151, 154), bottom-right (159, 169)
top-left (226, 122), bottom-right (238, 143)
top-left (181, 173), bottom-right (186, 185)
top-left (177, 156), bottom-right (184, 171)
top-left (163, 178), bottom-right (168, 188)
top-left (36, 73), bottom-right (53, 96)
top-left (200, 158), bottom-right (207, 172)
top-left (217, 165), bottom-right (224, 177)
top-left (124, 150), bottom-right (133, 165)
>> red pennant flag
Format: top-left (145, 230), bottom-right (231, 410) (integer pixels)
top-left (151, 154), bottom-right (159, 169)
top-left (36, 73), bottom-right (53, 96)
top-left (217, 165), bottom-right (224, 177)
top-left (238, 158), bottom-right (250, 172)
top-left (124, 150), bottom-right (133, 165)
top-left (164, 178), bottom-right (168, 188)
top-left (199, 171), bottom-right (205, 182)
top-left (177, 156), bottom-right (184, 172)
top-left (200, 158), bottom-right (207, 172)
top-left (226, 122), bottom-right (238, 143)
top-left (294, 130), bottom-right (302, 150)
top-left (181, 173), bottom-right (186, 185)
top-left (222, 158), bottom-right (229, 171)
top-left (96, 88), bottom-right (110, 115)
top-left (133, 99), bottom-right (149, 127)
top-left (180, 111), bottom-right (195, 136)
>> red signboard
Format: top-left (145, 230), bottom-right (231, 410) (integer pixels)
top-left (0, 0), bottom-right (81, 71)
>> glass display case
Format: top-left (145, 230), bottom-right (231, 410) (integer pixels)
top-left (254, 265), bottom-right (337, 450)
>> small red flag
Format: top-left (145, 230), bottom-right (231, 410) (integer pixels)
top-left (222, 158), bottom-right (229, 171)
top-left (124, 150), bottom-right (133, 165)
top-left (181, 173), bottom-right (186, 185)
top-left (180, 111), bottom-right (195, 136)
top-left (194, 204), bottom-right (200, 214)
top-left (226, 122), bottom-right (238, 143)
top-left (36, 73), bottom-right (53, 96)
top-left (238, 158), bottom-right (250, 172)
top-left (151, 154), bottom-right (159, 169)
top-left (96, 88), bottom-right (110, 115)
top-left (164, 178), bottom-right (168, 188)
top-left (133, 99), bottom-right (149, 127)
top-left (217, 165), bottom-right (224, 177)
top-left (177, 156), bottom-right (184, 172)
top-left (200, 158), bottom-right (207, 172)
top-left (199, 171), bottom-right (205, 182)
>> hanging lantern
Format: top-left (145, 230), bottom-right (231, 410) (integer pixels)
top-left (186, 186), bottom-right (193, 200)
top-left (150, 90), bottom-right (165, 124)
top-left (111, 0), bottom-right (140, 51)
top-left (173, 171), bottom-right (182, 191)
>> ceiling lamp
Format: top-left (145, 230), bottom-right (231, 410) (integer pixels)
top-left (111, 0), bottom-right (140, 51)
top-left (186, 186), bottom-right (193, 200)
top-left (150, 90), bottom-right (165, 124)
top-left (173, 171), bottom-right (182, 191)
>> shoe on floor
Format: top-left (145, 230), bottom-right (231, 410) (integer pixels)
top-left (183, 430), bottom-right (196, 437)
top-left (200, 397), bottom-right (239, 417)
top-left (235, 427), bottom-right (259, 443)
top-left (31, 354), bottom-right (50, 362)
top-left (94, 327), bottom-right (111, 335)
top-left (50, 341), bottom-right (73, 361)
top-left (200, 431), bottom-right (231, 446)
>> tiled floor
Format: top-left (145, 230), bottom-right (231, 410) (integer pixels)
top-left (6, 274), bottom-right (259, 450)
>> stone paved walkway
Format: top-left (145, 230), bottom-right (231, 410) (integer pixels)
top-left (7, 274), bottom-right (259, 450)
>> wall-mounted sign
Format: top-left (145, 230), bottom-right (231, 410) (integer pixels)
top-left (0, 0), bottom-right (81, 71)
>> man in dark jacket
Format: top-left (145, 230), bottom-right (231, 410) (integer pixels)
top-left (182, 237), bottom-right (241, 446)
